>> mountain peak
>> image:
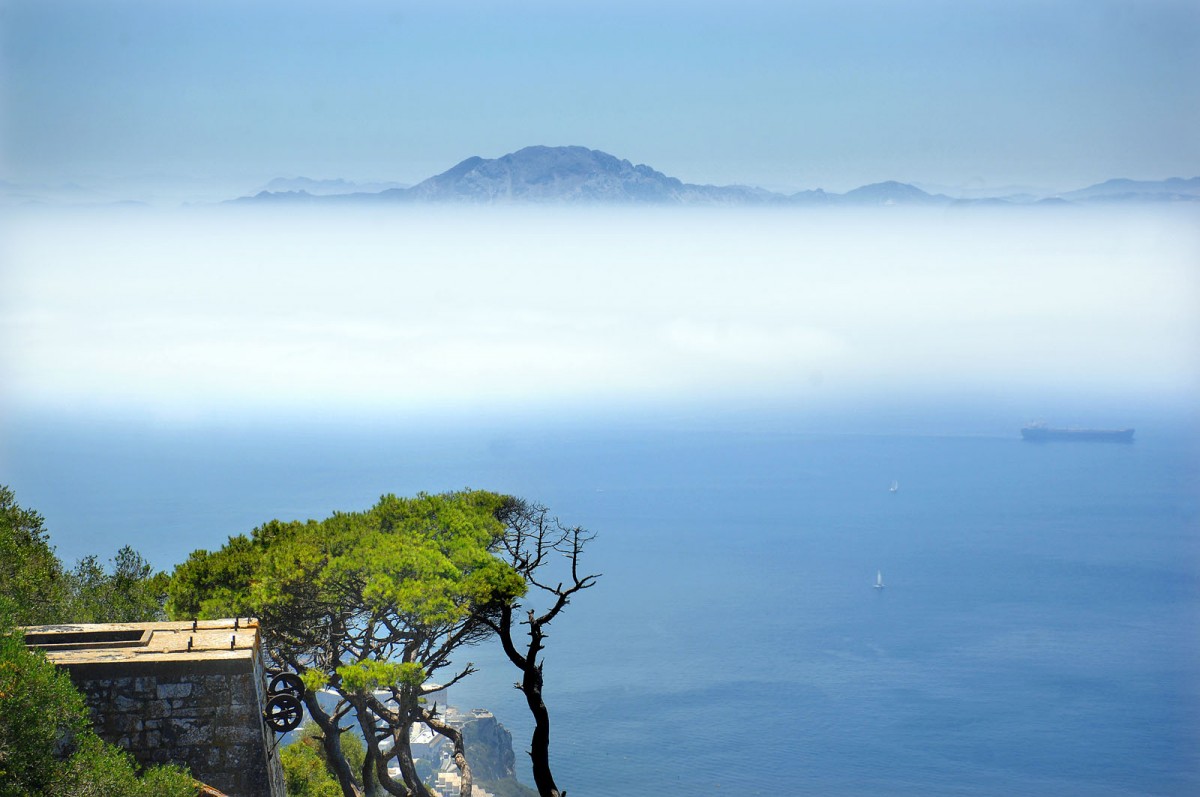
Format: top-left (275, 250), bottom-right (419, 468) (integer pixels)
top-left (407, 145), bottom-right (688, 203)
top-left (841, 181), bottom-right (948, 205)
top-left (1064, 176), bottom-right (1200, 201)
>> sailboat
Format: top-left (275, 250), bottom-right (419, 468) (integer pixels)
top-left (874, 570), bottom-right (885, 589)
top-left (889, 480), bottom-right (899, 493)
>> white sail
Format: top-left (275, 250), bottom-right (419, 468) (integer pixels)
top-left (889, 480), bottom-right (899, 492)
top-left (874, 570), bottom-right (885, 589)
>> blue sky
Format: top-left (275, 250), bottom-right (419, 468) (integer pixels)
top-left (2, 0), bottom-right (1197, 194)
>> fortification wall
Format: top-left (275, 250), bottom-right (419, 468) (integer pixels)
top-left (67, 661), bottom-right (283, 796)
top-left (25, 620), bottom-right (287, 797)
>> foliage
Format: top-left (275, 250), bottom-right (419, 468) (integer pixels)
top-left (1, 485), bottom-right (171, 627)
top-left (336, 660), bottom-right (425, 693)
top-left (169, 490), bottom-right (530, 797)
top-left (0, 486), bottom-right (195, 796)
top-left (281, 735), bottom-right (343, 797)
top-left (0, 624), bottom-right (196, 797)
top-left (281, 724), bottom-right (365, 797)
top-left (0, 625), bottom-right (89, 794)
top-left (167, 531), bottom-right (265, 620)
top-left (0, 485), bottom-right (66, 626)
top-left (170, 490), bottom-right (596, 797)
top-left (64, 546), bottom-right (171, 624)
top-left (50, 733), bottom-right (195, 797)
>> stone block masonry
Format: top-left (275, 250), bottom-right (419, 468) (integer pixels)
top-left (23, 620), bottom-right (287, 797)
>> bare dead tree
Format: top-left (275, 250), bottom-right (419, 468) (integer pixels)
top-left (478, 501), bottom-right (600, 797)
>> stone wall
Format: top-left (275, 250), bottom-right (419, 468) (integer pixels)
top-left (66, 659), bottom-right (286, 797)
top-left (25, 620), bottom-right (288, 797)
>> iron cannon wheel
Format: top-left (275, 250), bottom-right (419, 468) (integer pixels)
top-left (264, 693), bottom-right (304, 732)
top-left (268, 671), bottom-right (305, 697)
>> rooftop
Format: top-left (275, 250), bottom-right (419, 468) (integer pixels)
top-left (22, 619), bottom-right (259, 672)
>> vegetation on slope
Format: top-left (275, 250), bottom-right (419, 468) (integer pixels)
top-left (0, 485), bottom-right (198, 796)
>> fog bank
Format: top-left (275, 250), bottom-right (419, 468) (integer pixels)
top-left (2, 205), bottom-right (1196, 423)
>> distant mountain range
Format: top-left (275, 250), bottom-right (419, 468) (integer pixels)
top-left (1059, 177), bottom-right (1200, 203)
top-left (235, 146), bottom-right (785, 206)
top-left (258, 176), bottom-right (409, 195)
top-left (4, 147), bottom-right (1197, 208)
top-left (230, 146), bottom-right (1200, 207)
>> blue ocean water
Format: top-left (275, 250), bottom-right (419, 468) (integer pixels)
top-left (2, 411), bottom-right (1198, 795)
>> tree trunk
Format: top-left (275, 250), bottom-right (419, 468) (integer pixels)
top-left (424, 712), bottom-right (473, 797)
top-left (302, 690), bottom-right (364, 797)
top-left (389, 722), bottom-right (432, 797)
top-left (354, 701), bottom-right (409, 797)
top-left (520, 657), bottom-right (559, 797)
top-left (362, 746), bottom-right (379, 796)
top-left (503, 608), bottom-right (560, 797)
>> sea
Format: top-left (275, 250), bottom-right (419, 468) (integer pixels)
top-left (3, 406), bottom-right (1197, 796)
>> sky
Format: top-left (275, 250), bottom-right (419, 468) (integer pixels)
top-left (1, 0), bottom-right (1198, 197)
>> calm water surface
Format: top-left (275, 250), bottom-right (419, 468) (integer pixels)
top-left (3, 413), bottom-right (1197, 795)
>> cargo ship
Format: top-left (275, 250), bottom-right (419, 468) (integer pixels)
top-left (1020, 423), bottom-right (1134, 443)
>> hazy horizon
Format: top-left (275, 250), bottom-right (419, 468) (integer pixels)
top-left (3, 146), bottom-right (1199, 210)
top-left (3, 0), bottom-right (1198, 200)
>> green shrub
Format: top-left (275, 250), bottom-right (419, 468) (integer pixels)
top-left (1, 585), bottom-right (197, 797)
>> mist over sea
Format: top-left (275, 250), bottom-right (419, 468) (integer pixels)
top-left (2, 204), bottom-right (1198, 794)
top-left (3, 205), bottom-right (1197, 419)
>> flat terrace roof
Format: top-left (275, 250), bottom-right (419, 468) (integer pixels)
top-left (22, 619), bottom-right (260, 674)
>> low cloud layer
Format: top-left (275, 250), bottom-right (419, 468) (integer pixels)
top-left (2, 205), bottom-right (1197, 421)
